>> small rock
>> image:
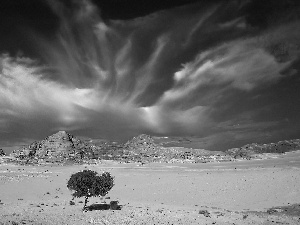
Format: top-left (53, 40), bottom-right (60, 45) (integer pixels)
top-left (199, 210), bottom-right (211, 217)
top-left (267, 209), bottom-right (278, 214)
top-left (110, 201), bottom-right (120, 210)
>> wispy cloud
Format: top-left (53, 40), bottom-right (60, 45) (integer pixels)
top-left (1, 0), bottom-right (300, 150)
top-left (0, 54), bottom-right (96, 122)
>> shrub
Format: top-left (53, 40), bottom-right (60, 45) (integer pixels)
top-left (67, 170), bottom-right (114, 210)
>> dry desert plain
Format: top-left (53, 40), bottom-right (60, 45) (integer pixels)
top-left (1, 151), bottom-right (300, 224)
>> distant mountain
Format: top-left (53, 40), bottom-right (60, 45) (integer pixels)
top-left (226, 139), bottom-right (300, 159)
top-left (153, 136), bottom-right (205, 149)
top-left (9, 131), bottom-right (299, 164)
top-left (121, 134), bottom-right (231, 163)
top-left (8, 132), bottom-right (233, 164)
top-left (10, 131), bottom-right (95, 162)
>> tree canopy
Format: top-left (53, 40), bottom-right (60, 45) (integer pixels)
top-left (67, 170), bottom-right (114, 209)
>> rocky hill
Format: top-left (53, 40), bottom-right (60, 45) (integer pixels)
top-left (123, 135), bottom-right (300, 162)
top-left (226, 139), bottom-right (300, 159)
top-left (9, 131), bottom-right (299, 164)
top-left (124, 134), bottom-right (160, 154)
top-left (121, 134), bottom-right (232, 163)
top-left (10, 131), bottom-right (95, 163)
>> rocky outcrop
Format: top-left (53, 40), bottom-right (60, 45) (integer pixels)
top-left (11, 132), bottom-right (298, 164)
top-left (0, 149), bottom-right (5, 156)
top-left (124, 134), bottom-right (160, 155)
top-left (226, 139), bottom-right (300, 159)
top-left (122, 134), bottom-right (232, 163)
top-left (10, 131), bottom-right (95, 161)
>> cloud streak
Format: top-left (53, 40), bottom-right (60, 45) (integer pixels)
top-left (1, 0), bottom-right (300, 150)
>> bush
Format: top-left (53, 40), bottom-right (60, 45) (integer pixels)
top-left (67, 170), bottom-right (114, 210)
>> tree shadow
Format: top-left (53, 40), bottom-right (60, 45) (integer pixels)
top-left (84, 201), bottom-right (122, 211)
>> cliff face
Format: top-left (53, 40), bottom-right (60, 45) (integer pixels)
top-left (10, 131), bottom-right (94, 160)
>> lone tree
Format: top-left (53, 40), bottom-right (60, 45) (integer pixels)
top-left (67, 170), bottom-right (114, 210)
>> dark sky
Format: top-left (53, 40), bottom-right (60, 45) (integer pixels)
top-left (1, 0), bottom-right (300, 153)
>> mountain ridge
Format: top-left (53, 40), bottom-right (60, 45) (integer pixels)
top-left (6, 131), bottom-right (300, 164)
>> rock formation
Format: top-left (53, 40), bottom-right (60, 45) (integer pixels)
top-left (10, 131), bottom-right (95, 161)
top-left (226, 139), bottom-right (300, 159)
top-left (122, 134), bottom-right (231, 163)
top-left (124, 134), bottom-right (160, 155)
top-left (9, 131), bottom-right (298, 164)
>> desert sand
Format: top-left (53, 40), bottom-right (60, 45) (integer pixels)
top-left (1, 152), bottom-right (300, 224)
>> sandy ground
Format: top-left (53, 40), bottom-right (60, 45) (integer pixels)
top-left (1, 152), bottom-right (300, 224)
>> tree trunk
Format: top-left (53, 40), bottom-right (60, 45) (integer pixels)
top-left (83, 196), bottom-right (89, 210)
